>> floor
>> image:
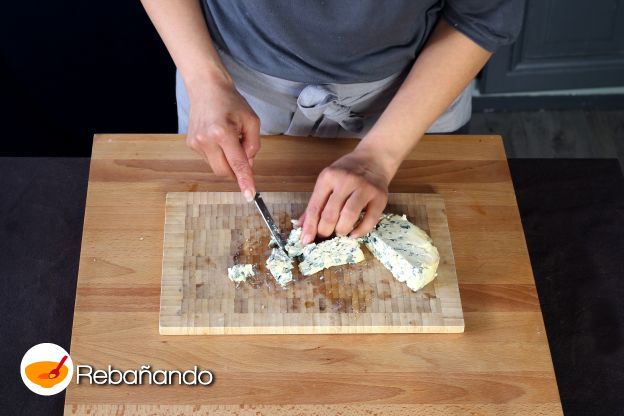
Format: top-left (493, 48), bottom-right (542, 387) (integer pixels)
top-left (509, 159), bottom-right (624, 416)
top-left (0, 158), bottom-right (89, 416)
top-left (470, 109), bottom-right (624, 415)
top-left (470, 110), bottom-right (624, 171)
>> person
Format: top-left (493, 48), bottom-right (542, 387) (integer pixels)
top-left (140, 0), bottom-right (523, 244)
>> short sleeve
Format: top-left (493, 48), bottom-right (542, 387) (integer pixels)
top-left (442, 0), bottom-right (526, 52)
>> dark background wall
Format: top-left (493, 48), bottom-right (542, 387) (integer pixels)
top-left (0, 0), bottom-right (176, 157)
top-left (3, 1), bottom-right (623, 157)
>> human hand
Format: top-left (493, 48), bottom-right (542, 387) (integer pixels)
top-left (299, 145), bottom-right (399, 244)
top-left (185, 78), bottom-right (260, 201)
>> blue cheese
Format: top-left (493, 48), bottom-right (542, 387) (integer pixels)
top-left (269, 219), bottom-right (304, 258)
top-left (284, 223), bottom-right (305, 257)
top-left (298, 236), bottom-right (365, 276)
top-left (266, 248), bottom-right (294, 287)
top-left (227, 264), bottom-right (255, 283)
top-left (363, 214), bottom-right (439, 292)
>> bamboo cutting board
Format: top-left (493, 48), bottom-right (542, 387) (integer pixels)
top-left (159, 192), bottom-right (463, 334)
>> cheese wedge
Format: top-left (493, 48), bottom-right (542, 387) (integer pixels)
top-left (363, 214), bottom-right (439, 292)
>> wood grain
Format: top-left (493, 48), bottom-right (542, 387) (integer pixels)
top-left (64, 134), bottom-right (562, 415)
top-left (159, 192), bottom-right (463, 334)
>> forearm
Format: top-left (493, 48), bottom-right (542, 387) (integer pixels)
top-left (140, 0), bottom-right (232, 91)
top-left (142, 0), bottom-right (260, 198)
top-left (358, 19), bottom-right (492, 178)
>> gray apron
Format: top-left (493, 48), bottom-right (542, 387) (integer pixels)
top-left (176, 50), bottom-right (471, 137)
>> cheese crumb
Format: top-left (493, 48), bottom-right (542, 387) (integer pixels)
top-left (227, 264), bottom-right (255, 283)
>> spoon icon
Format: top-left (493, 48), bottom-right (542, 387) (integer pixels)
top-left (38, 355), bottom-right (68, 380)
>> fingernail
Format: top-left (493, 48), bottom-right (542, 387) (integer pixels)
top-left (243, 189), bottom-right (254, 202)
top-left (301, 233), bottom-right (312, 245)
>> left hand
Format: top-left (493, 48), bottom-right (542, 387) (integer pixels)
top-left (299, 146), bottom-right (397, 244)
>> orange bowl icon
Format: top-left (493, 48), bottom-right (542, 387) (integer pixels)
top-left (25, 361), bottom-right (69, 388)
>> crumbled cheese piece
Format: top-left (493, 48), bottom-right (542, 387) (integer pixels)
top-left (268, 219), bottom-right (304, 258)
top-left (266, 248), bottom-right (294, 287)
top-left (227, 264), bottom-right (255, 283)
top-left (363, 214), bottom-right (439, 292)
top-left (298, 236), bottom-right (365, 276)
top-left (284, 222), bottom-right (305, 258)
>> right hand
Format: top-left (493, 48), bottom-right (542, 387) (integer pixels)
top-left (185, 78), bottom-right (260, 201)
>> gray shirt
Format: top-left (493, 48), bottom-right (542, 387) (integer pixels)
top-left (202, 0), bottom-right (525, 83)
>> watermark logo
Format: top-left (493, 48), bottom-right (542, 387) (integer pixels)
top-left (20, 343), bottom-right (74, 396)
top-left (21, 343), bottom-right (213, 393)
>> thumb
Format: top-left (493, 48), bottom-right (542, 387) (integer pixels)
top-left (221, 138), bottom-right (256, 201)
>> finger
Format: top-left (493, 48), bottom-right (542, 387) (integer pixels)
top-left (317, 189), bottom-right (352, 237)
top-left (301, 178), bottom-right (333, 244)
top-left (189, 135), bottom-right (235, 178)
top-left (335, 190), bottom-right (370, 236)
top-left (220, 135), bottom-right (256, 201)
top-left (203, 146), bottom-right (235, 179)
top-left (297, 212), bottom-right (306, 228)
top-left (349, 195), bottom-right (387, 238)
top-left (241, 114), bottom-right (261, 161)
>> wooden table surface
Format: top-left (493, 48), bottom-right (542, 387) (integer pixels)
top-left (64, 134), bottom-right (562, 415)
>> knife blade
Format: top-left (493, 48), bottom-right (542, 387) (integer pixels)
top-left (253, 192), bottom-right (287, 251)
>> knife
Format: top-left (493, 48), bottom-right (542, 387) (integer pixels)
top-left (253, 192), bottom-right (287, 251)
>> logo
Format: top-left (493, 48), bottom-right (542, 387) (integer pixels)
top-left (20, 343), bottom-right (74, 396)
